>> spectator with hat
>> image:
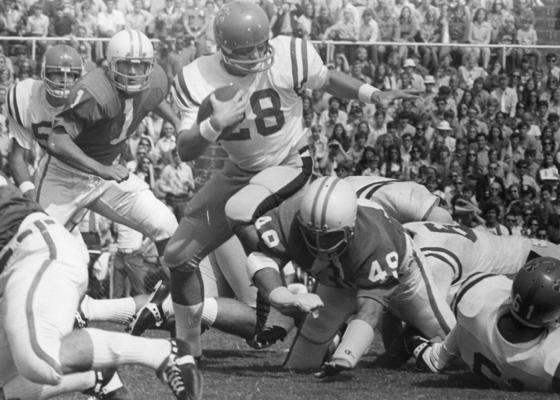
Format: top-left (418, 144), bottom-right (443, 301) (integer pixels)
top-left (402, 58), bottom-right (425, 91)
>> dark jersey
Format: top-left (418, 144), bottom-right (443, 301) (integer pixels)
top-left (52, 63), bottom-right (169, 165)
top-left (0, 172), bottom-right (42, 248)
top-left (255, 194), bottom-right (409, 303)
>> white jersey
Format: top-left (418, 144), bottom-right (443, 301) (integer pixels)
top-left (405, 221), bottom-right (532, 287)
top-left (3, 79), bottom-right (61, 150)
top-left (172, 35), bottom-right (328, 171)
top-left (346, 176), bottom-right (439, 223)
top-left (451, 274), bottom-right (560, 392)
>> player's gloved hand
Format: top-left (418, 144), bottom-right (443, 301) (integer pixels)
top-left (99, 164), bottom-right (130, 183)
top-left (314, 358), bottom-right (352, 379)
top-left (269, 287), bottom-right (324, 318)
top-left (209, 90), bottom-right (249, 132)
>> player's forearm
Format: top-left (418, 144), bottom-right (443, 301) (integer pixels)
top-left (48, 131), bottom-right (106, 176)
top-left (176, 126), bottom-right (210, 161)
top-left (322, 70), bottom-right (370, 100)
top-left (8, 141), bottom-right (33, 187)
top-left (155, 101), bottom-right (180, 129)
top-left (329, 297), bottom-right (382, 369)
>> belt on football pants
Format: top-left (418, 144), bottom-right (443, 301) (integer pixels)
top-left (0, 218), bottom-right (56, 274)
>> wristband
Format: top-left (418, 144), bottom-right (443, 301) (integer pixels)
top-left (19, 181), bottom-right (35, 194)
top-left (199, 118), bottom-right (221, 142)
top-left (358, 84), bottom-right (380, 103)
top-left (247, 251), bottom-right (280, 280)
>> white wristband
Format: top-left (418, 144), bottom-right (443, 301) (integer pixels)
top-left (247, 251), bottom-right (280, 280)
top-left (199, 118), bottom-right (221, 142)
top-left (358, 84), bottom-right (379, 103)
top-left (19, 181), bottom-right (35, 194)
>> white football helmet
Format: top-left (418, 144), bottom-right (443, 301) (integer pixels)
top-left (297, 177), bottom-right (358, 260)
top-left (106, 29), bottom-right (154, 93)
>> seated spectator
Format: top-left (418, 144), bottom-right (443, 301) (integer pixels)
top-left (126, 0), bottom-right (153, 33)
top-left (537, 152), bottom-right (560, 185)
top-left (96, 0), bottom-right (125, 37)
top-left (515, 16), bottom-right (538, 68)
top-left (323, 6), bottom-right (358, 42)
top-left (154, 121), bottom-right (177, 164)
top-left (488, 0), bottom-right (513, 43)
top-left (358, 8), bottom-right (378, 43)
top-left (372, 1), bottom-right (400, 65)
top-left (505, 159), bottom-right (540, 195)
top-left (468, 7), bottom-right (492, 70)
top-left (402, 58), bottom-right (425, 92)
top-left (308, 125), bottom-right (329, 166)
top-left (380, 144), bottom-right (403, 178)
top-left (355, 146), bottom-right (381, 176)
top-left (50, 4), bottom-right (75, 37)
top-left (418, 7), bottom-right (441, 74)
top-left (396, 5), bottom-right (419, 62)
top-left (475, 202), bottom-right (511, 235)
top-left (318, 139), bottom-right (352, 176)
top-left (310, 5), bottom-right (333, 41)
top-left (270, 0), bottom-right (301, 37)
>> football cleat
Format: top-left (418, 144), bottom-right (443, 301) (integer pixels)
top-left (127, 280), bottom-right (170, 336)
top-left (83, 368), bottom-right (132, 400)
top-left (157, 339), bottom-right (203, 400)
top-left (404, 333), bottom-right (441, 373)
top-left (246, 325), bottom-right (287, 349)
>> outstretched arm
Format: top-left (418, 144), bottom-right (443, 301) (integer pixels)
top-left (321, 69), bottom-right (419, 107)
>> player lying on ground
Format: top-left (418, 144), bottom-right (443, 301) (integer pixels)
top-left (0, 172), bottom-right (202, 400)
top-left (408, 257), bottom-right (560, 393)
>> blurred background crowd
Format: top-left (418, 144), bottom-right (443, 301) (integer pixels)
top-left (1, 0), bottom-right (560, 296)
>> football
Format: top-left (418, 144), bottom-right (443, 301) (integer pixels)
top-left (196, 84), bottom-right (244, 138)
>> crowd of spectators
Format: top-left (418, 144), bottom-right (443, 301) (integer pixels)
top-left (1, 0), bottom-right (560, 295)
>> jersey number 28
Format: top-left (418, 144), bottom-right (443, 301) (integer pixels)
top-left (224, 88), bottom-right (285, 141)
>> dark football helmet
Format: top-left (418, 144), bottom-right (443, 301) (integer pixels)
top-left (214, 1), bottom-right (274, 75)
top-left (41, 44), bottom-right (83, 99)
top-left (510, 256), bottom-right (560, 328)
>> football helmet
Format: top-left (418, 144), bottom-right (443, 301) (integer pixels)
top-left (41, 44), bottom-right (83, 99)
top-left (510, 256), bottom-right (560, 328)
top-left (214, 1), bottom-right (274, 75)
top-left (106, 29), bottom-right (154, 93)
top-left (297, 177), bottom-right (357, 260)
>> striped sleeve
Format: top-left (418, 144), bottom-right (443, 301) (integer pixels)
top-left (450, 272), bottom-right (496, 316)
top-left (171, 70), bottom-right (200, 111)
top-left (6, 83), bottom-right (25, 127)
top-left (290, 37), bottom-right (328, 92)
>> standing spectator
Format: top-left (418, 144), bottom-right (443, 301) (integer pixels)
top-left (358, 8), bottom-right (378, 44)
top-left (418, 7), bottom-right (441, 74)
top-left (157, 150), bottom-right (195, 220)
top-left (96, 0), bottom-right (125, 37)
top-left (125, 0), bottom-right (153, 33)
top-left (396, 5), bottom-right (418, 62)
top-left (113, 223), bottom-right (149, 297)
top-left (491, 73), bottom-right (518, 118)
top-left (50, 4), bottom-right (75, 37)
top-left (373, 1), bottom-right (400, 65)
top-left (468, 7), bottom-right (492, 70)
top-left (324, 6), bottom-right (358, 42)
top-left (488, 0), bottom-right (513, 43)
top-left (5, 1), bottom-right (24, 37)
top-left (295, 2), bottom-right (314, 39)
top-left (153, 0), bottom-right (181, 38)
top-left (26, 4), bottom-right (49, 37)
top-left (270, 0), bottom-right (301, 37)
top-left (402, 58), bottom-right (425, 91)
top-left (154, 121), bottom-right (177, 164)
top-left (76, 2), bottom-right (98, 37)
top-left (310, 5), bottom-right (333, 41)
top-left (165, 35), bottom-right (196, 80)
top-left (544, 53), bottom-right (560, 82)
top-left (505, 159), bottom-right (540, 195)
top-left (444, 0), bottom-right (470, 66)
top-left (459, 52), bottom-right (488, 90)
top-left (515, 16), bottom-right (538, 69)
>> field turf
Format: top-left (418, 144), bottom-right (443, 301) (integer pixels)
top-left (59, 324), bottom-right (556, 400)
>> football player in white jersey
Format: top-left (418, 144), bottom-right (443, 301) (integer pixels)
top-left (0, 172), bottom-right (202, 400)
top-left (164, 0), bottom-right (419, 357)
top-left (410, 257), bottom-right (560, 393)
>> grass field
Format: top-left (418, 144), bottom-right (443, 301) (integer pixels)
top-left (59, 324), bottom-right (557, 400)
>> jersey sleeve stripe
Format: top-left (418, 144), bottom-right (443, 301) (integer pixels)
top-left (176, 71), bottom-right (200, 107)
top-left (11, 84), bottom-right (24, 126)
top-left (290, 37), bottom-right (299, 94)
top-left (6, 86), bottom-right (15, 121)
top-left (300, 37), bottom-right (308, 89)
top-left (172, 77), bottom-right (189, 108)
top-left (421, 246), bottom-right (463, 284)
top-left (451, 273), bottom-right (495, 316)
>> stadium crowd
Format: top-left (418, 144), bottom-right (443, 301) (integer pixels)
top-left (0, 0), bottom-right (559, 296)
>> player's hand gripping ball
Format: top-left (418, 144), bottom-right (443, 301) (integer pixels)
top-left (197, 83), bottom-right (246, 140)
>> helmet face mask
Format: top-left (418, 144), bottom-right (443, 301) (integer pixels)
top-left (510, 257), bottom-right (560, 328)
top-left (297, 212), bottom-right (354, 260)
top-left (214, 1), bottom-right (273, 75)
top-left (106, 29), bottom-right (154, 94)
top-left (41, 45), bottom-right (83, 99)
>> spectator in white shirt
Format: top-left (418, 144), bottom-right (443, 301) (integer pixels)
top-left (491, 73), bottom-right (518, 118)
top-left (96, 0), bottom-right (125, 37)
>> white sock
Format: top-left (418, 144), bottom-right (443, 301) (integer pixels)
top-left (81, 296), bottom-right (136, 325)
top-left (162, 294), bottom-right (174, 319)
top-left (85, 327), bottom-right (171, 370)
top-left (173, 302), bottom-right (202, 357)
top-left (201, 297), bottom-right (218, 327)
top-left (3, 371), bottom-right (96, 400)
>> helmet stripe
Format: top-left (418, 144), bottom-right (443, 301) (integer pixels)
top-left (320, 179), bottom-right (340, 228)
top-left (127, 29), bottom-right (135, 56)
top-left (309, 178), bottom-right (329, 227)
top-left (136, 30), bottom-right (143, 57)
